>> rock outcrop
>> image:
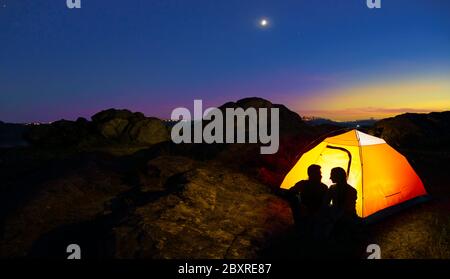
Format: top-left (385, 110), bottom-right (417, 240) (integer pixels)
top-left (371, 111), bottom-right (450, 148)
top-left (91, 109), bottom-right (170, 145)
top-left (24, 109), bottom-right (170, 148)
top-left (0, 154), bottom-right (131, 258)
top-left (0, 154), bottom-right (292, 259)
top-left (219, 97), bottom-right (313, 137)
top-left (111, 156), bottom-right (293, 259)
top-left (212, 98), bottom-right (317, 187)
top-left (126, 118), bottom-right (170, 145)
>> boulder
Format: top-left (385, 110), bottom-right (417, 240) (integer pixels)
top-left (209, 97), bottom-right (318, 187)
top-left (91, 109), bottom-right (136, 124)
top-left (137, 155), bottom-right (197, 193)
top-left (371, 111), bottom-right (450, 148)
top-left (219, 97), bottom-right (313, 137)
top-left (91, 109), bottom-right (169, 145)
top-left (98, 118), bottom-right (129, 139)
top-left (111, 156), bottom-right (293, 259)
top-left (0, 155), bottom-right (131, 258)
top-left (126, 118), bottom-right (170, 145)
top-left (91, 109), bottom-right (135, 140)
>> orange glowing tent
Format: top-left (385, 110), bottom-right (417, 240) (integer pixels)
top-left (280, 130), bottom-right (427, 218)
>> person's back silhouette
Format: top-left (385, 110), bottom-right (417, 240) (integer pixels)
top-left (325, 167), bottom-right (361, 257)
top-left (327, 167), bottom-right (357, 218)
top-left (288, 164), bottom-right (328, 234)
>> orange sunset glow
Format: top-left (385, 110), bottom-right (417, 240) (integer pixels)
top-left (295, 78), bottom-right (450, 121)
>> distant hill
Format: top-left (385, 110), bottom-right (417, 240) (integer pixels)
top-left (303, 117), bottom-right (377, 128)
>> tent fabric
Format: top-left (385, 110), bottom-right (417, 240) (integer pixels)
top-left (356, 131), bottom-right (386, 146)
top-left (280, 130), bottom-right (427, 217)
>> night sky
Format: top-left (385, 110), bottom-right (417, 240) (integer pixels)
top-left (1, 0), bottom-right (449, 122)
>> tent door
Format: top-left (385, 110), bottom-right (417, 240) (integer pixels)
top-left (316, 145), bottom-right (352, 186)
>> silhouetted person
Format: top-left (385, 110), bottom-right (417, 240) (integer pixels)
top-left (327, 167), bottom-right (357, 218)
top-left (325, 167), bottom-right (361, 256)
top-left (288, 164), bottom-right (328, 235)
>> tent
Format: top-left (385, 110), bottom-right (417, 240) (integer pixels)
top-left (280, 130), bottom-right (427, 218)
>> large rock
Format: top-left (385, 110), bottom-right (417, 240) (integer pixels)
top-left (162, 97), bottom-right (318, 188)
top-left (91, 109), bottom-right (143, 124)
top-left (98, 118), bottom-right (129, 139)
top-left (137, 155), bottom-right (197, 193)
top-left (111, 156), bottom-right (293, 259)
top-left (91, 109), bottom-right (138, 141)
top-left (219, 97), bottom-right (312, 137)
top-left (0, 155), bottom-right (131, 258)
top-left (127, 118), bottom-right (170, 145)
top-left (371, 111), bottom-right (450, 148)
top-left (92, 109), bottom-right (169, 145)
top-left (24, 108), bottom-right (170, 148)
top-left (210, 97), bottom-right (318, 187)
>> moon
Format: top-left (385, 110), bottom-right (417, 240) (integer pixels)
top-left (259, 18), bottom-right (269, 27)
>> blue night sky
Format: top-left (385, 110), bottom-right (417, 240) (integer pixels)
top-left (1, 0), bottom-right (450, 122)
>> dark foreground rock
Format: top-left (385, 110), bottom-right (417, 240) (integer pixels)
top-left (0, 155), bottom-right (131, 258)
top-left (0, 154), bottom-right (292, 259)
top-left (111, 156), bottom-right (292, 259)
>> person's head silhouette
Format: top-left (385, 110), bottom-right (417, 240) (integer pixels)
top-left (307, 164), bottom-right (322, 183)
top-left (330, 167), bottom-right (347, 184)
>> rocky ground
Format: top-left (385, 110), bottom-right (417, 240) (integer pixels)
top-left (0, 98), bottom-right (449, 259)
top-left (0, 152), bottom-right (293, 259)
